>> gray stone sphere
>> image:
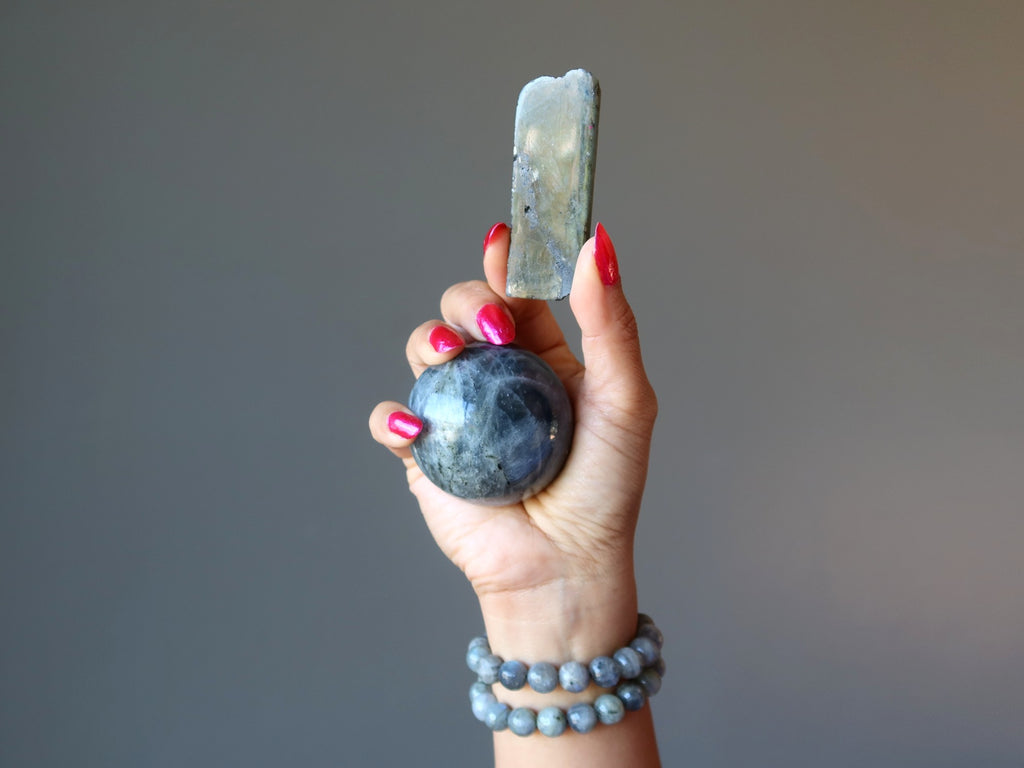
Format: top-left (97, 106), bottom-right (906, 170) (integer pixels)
top-left (409, 343), bottom-right (573, 504)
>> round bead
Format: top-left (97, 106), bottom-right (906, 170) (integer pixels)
top-left (483, 701), bottom-right (511, 731)
top-left (477, 653), bottom-right (502, 684)
top-left (637, 613), bottom-right (656, 629)
top-left (558, 660), bottom-right (590, 693)
top-left (536, 706), bottom-right (567, 737)
top-left (638, 668), bottom-right (662, 697)
top-left (594, 693), bottom-right (625, 725)
top-left (653, 657), bottom-right (667, 678)
top-left (471, 691), bottom-right (497, 721)
top-left (499, 659), bottom-right (528, 690)
top-left (527, 661), bottom-right (558, 693)
top-left (589, 655), bottom-right (621, 688)
top-left (466, 643), bottom-right (490, 672)
top-left (613, 646), bottom-right (643, 679)
top-left (616, 682), bottom-right (647, 712)
top-left (636, 622), bottom-right (664, 649)
top-left (629, 636), bottom-right (661, 666)
top-left (468, 635), bottom-right (490, 651)
top-left (469, 681), bottom-right (491, 702)
top-left (566, 702), bottom-right (598, 734)
top-left (508, 707), bottom-right (537, 737)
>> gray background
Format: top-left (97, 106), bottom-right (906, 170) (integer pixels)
top-left (2, 1), bottom-right (1022, 766)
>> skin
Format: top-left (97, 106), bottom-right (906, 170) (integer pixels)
top-left (369, 224), bottom-right (660, 767)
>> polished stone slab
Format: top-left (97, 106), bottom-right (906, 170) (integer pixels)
top-left (506, 69), bottom-right (600, 300)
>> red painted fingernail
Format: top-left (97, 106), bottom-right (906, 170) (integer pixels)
top-left (483, 222), bottom-right (510, 253)
top-left (476, 303), bottom-right (515, 345)
top-left (429, 325), bottom-right (464, 353)
top-left (594, 222), bottom-right (620, 286)
top-left (388, 411), bottom-right (423, 440)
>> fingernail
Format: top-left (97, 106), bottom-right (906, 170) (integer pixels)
top-left (594, 222), bottom-right (620, 286)
top-left (388, 411), bottom-right (423, 440)
top-left (476, 303), bottom-right (515, 345)
top-left (483, 222), bottom-right (510, 253)
top-left (429, 325), bottom-right (464, 353)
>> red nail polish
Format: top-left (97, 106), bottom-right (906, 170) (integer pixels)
top-left (594, 222), bottom-right (620, 286)
top-left (476, 303), bottom-right (516, 345)
top-left (483, 222), bottom-right (510, 252)
top-left (388, 411), bottom-right (423, 440)
top-left (429, 325), bottom-right (464, 353)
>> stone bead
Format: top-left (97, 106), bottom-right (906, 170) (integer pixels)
top-left (629, 636), bottom-right (661, 666)
top-left (589, 655), bottom-right (620, 688)
top-left (508, 707), bottom-right (537, 737)
top-left (594, 693), bottom-right (625, 725)
top-left (499, 659), bottom-right (528, 690)
top-left (616, 682), bottom-right (647, 712)
top-left (468, 681), bottom-right (492, 703)
top-left (638, 668), bottom-right (662, 697)
top-left (536, 706), bottom-right (567, 737)
top-left (527, 661), bottom-right (558, 693)
top-left (484, 701), bottom-right (511, 731)
top-left (471, 691), bottom-right (497, 722)
top-left (653, 657), bottom-right (667, 678)
top-left (477, 653), bottom-right (502, 684)
top-left (409, 343), bottom-right (574, 504)
top-left (466, 643), bottom-right (490, 672)
top-left (636, 621), bottom-right (664, 649)
top-left (558, 660), bottom-right (591, 693)
top-left (613, 646), bottom-right (643, 679)
top-left (566, 702), bottom-right (598, 734)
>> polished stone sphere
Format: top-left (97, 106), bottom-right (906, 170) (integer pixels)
top-left (409, 343), bottom-right (573, 504)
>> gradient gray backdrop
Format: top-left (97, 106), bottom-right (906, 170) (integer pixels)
top-left (3, 2), bottom-right (1022, 766)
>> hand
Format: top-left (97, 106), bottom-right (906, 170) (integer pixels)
top-left (369, 222), bottom-right (658, 664)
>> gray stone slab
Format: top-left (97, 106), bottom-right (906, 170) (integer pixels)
top-left (506, 69), bottom-right (600, 300)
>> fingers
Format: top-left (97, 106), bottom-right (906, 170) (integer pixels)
top-left (569, 223), bottom-right (657, 422)
top-left (481, 222), bottom-right (575, 372)
top-left (403, 224), bottom-right (524, 379)
top-left (368, 400), bottom-right (421, 459)
top-left (439, 282), bottom-right (516, 346)
top-left (405, 320), bottom-right (467, 377)
top-left (379, 221), bottom-right (617, 466)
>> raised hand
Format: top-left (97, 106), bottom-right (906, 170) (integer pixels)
top-left (370, 222), bottom-right (656, 625)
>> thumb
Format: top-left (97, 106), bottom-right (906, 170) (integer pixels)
top-left (569, 223), bottom-right (657, 419)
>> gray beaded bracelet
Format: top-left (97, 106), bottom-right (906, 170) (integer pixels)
top-left (467, 614), bottom-right (665, 736)
top-left (469, 672), bottom-right (664, 736)
top-left (466, 613), bottom-right (664, 693)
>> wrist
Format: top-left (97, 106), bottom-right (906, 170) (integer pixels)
top-left (476, 565), bottom-right (639, 665)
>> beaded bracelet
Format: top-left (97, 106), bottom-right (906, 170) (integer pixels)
top-left (466, 614), bottom-right (665, 736)
top-left (469, 670), bottom-right (664, 736)
top-left (466, 613), bottom-right (664, 693)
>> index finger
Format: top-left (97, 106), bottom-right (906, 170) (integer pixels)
top-left (481, 222), bottom-right (571, 359)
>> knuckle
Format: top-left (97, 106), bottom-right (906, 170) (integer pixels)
top-left (624, 380), bottom-right (659, 423)
top-left (635, 383), bottom-right (659, 426)
top-left (440, 280), bottom-right (489, 310)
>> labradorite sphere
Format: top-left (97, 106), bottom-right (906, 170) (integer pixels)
top-left (409, 343), bottom-right (573, 504)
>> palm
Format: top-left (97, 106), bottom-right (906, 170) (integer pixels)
top-left (402, 329), bottom-right (650, 600)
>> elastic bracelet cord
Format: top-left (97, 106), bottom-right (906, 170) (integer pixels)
top-left (466, 613), bottom-right (665, 736)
